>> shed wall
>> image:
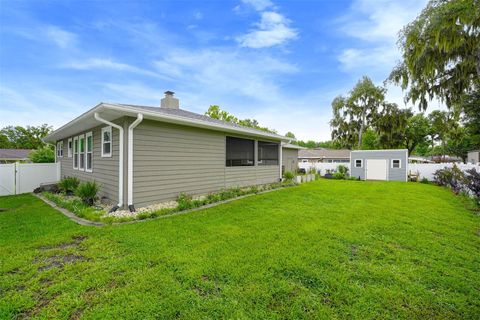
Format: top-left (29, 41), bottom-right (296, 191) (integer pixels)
top-left (282, 148), bottom-right (298, 173)
top-left (350, 150), bottom-right (407, 181)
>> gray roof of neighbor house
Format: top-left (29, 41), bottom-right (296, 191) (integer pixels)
top-left (45, 102), bottom-right (290, 142)
top-left (0, 149), bottom-right (32, 160)
top-left (298, 148), bottom-right (351, 159)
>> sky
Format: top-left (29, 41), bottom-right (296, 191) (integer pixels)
top-left (0, 0), bottom-right (438, 141)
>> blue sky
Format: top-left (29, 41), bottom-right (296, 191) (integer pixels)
top-left (0, 0), bottom-right (433, 141)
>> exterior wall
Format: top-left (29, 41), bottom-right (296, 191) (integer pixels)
top-left (57, 119), bottom-right (124, 203)
top-left (282, 148), bottom-right (298, 173)
top-left (467, 151), bottom-right (479, 164)
top-left (321, 158), bottom-right (350, 163)
top-left (350, 150), bottom-right (408, 181)
top-left (132, 120), bottom-right (280, 207)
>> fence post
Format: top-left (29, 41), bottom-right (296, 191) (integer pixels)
top-left (14, 162), bottom-right (19, 195)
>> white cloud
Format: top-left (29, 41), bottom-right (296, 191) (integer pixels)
top-left (237, 11), bottom-right (297, 48)
top-left (64, 58), bottom-right (159, 77)
top-left (242, 0), bottom-right (273, 11)
top-left (44, 26), bottom-right (77, 49)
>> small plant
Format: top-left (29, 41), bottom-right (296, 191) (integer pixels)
top-left (58, 177), bottom-right (80, 195)
top-left (283, 171), bottom-right (294, 181)
top-left (332, 172), bottom-right (346, 180)
top-left (177, 193), bottom-right (195, 210)
top-left (75, 181), bottom-right (99, 206)
top-left (420, 177), bottom-right (429, 184)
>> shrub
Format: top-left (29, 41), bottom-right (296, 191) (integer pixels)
top-left (336, 165), bottom-right (349, 175)
top-left (75, 181), bottom-right (99, 206)
top-left (332, 172), bottom-right (346, 180)
top-left (283, 171), bottom-right (294, 181)
top-left (177, 193), bottom-right (195, 210)
top-left (465, 168), bottom-right (480, 203)
top-left (420, 177), bottom-right (429, 184)
top-left (433, 165), bottom-right (466, 194)
top-left (29, 146), bottom-right (55, 163)
top-left (58, 177), bottom-right (80, 195)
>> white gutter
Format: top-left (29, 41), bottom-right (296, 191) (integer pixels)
top-left (127, 113), bottom-right (143, 212)
top-left (94, 112), bottom-right (124, 211)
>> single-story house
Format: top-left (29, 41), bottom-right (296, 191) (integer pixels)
top-left (0, 149), bottom-right (33, 163)
top-left (467, 150), bottom-right (479, 164)
top-left (298, 148), bottom-right (350, 163)
top-left (350, 149), bottom-right (408, 181)
top-left (45, 91), bottom-right (291, 212)
top-left (281, 143), bottom-right (304, 173)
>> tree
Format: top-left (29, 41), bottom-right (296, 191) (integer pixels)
top-left (205, 105), bottom-right (276, 133)
top-left (456, 91), bottom-right (480, 148)
top-left (0, 124), bottom-right (52, 149)
top-left (404, 113), bottom-right (430, 155)
top-left (330, 76), bottom-right (386, 148)
top-left (374, 103), bottom-right (412, 149)
top-left (361, 128), bottom-right (379, 150)
top-left (389, 0), bottom-right (480, 110)
top-left (285, 132), bottom-right (296, 139)
top-left (28, 146), bottom-right (55, 163)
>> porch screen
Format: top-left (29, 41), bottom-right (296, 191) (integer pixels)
top-left (226, 136), bottom-right (254, 167)
top-left (257, 141), bottom-right (279, 165)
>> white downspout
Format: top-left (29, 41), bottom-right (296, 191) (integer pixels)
top-left (127, 113), bottom-right (143, 212)
top-left (279, 141), bottom-right (283, 181)
top-left (94, 112), bottom-right (124, 211)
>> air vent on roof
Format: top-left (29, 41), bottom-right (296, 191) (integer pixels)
top-left (161, 91), bottom-right (179, 109)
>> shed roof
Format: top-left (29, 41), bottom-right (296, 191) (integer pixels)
top-left (0, 149), bottom-right (32, 159)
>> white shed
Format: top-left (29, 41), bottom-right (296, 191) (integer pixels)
top-left (350, 149), bottom-right (408, 181)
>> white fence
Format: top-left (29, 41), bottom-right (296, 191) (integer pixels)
top-left (0, 162), bottom-right (60, 196)
top-left (299, 162), bottom-right (480, 180)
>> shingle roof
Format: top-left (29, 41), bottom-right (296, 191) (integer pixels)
top-left (298, 148), bottom-right (350, 159)
top-left (114, 103), bottom-right (286, 139)
top-left (0, 149), bottom-right (32, 159)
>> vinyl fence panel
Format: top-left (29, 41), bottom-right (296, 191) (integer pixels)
top-left (0, 164), bottom-right (16, 196)
top-left (15, 163), bottom-right (60, 194)
top-left (409, 163), bottom-right (480, 181)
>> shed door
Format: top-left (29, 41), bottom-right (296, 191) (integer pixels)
top-left (366, 159), bottom-right (387, 181)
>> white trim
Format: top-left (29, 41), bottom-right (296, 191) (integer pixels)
top-left (354, 159), bottom-right (363, 168)
top-left (73, 136), bottom-right (78, 169)
top-left (127, 113), bottom-right (143, 207)
top-left (94, 113), bottom-right (124, 208)
top-left (391, 159), bottom-right (401, 169)
top-left (67, 138), bottom-right (72, 158)
top-left (101, 126), bottom-right (112, 157)
top-left (85, 131), bottom-right (93, 173)
top-left (78, 134), bottom-right (85, 171)
top-left (351, 149), bottom-right (408, 153)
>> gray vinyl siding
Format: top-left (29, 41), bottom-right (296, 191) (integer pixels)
top-left (350, 150), bottom-right (407, 181)
top-left (282, 148), bottom-right (298, 173)
top-left (56, 120), bottom-right (122, 203)
top-left (132, 120), bottom-right (280, 207)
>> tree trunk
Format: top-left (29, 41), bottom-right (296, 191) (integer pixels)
top-left (358, 110), bottom-right (366, 149)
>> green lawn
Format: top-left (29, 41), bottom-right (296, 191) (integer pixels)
top-left (1, 180), bottom-right (479, 319)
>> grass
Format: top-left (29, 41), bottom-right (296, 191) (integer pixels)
top-left (1, 180), bottom-right (479, 319)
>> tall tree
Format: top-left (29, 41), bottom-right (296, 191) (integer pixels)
top-left (330, 76), bottom-right (386, 148)
top-left (389, 0), bottom-right (480, 110)
top-left (428, 110), bottom-right (458, 161)
top-left (374, 103), bottom-right (412, 149)
top-left (403, 113), bottom-right (431, 155)
top-left (0, 124), bottom-right (52, 149)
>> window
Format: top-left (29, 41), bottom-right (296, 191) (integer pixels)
top-left (73, 137), bottom-right (78, 169)
top-left (56, 141), bottom-right (63, 158)
top-left (85, 132), bottom-right (93, 172)
top-left (79, 134), bottom-right (85, 170)
top-left (355, 159), bottom-right (363, 168)
top-left (226, 136), bottom-right (254, 167)
top-left (391, 159), bottom-right (401, 168)
top-left (101, 126), bottom-right (112, 157)
top-left (67, 138), bottom-right (72, 158)
top-left (257, 141), bottom-right (279, 165)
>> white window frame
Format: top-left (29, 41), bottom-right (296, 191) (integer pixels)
top-left (85, 132), bottom-right (93, 173)
top-left (67, 138), bottom-right (72, 158)
top-left (79, 134), bottom-right (85, 171)
top-left (73, 136), bottom-right (78, 169)
top-left (391, 159), bottom-right (401, 169)
top-left (355, 159), bottom-right (363, 168)
top-left (101, 126), bottom-right (112, 157)
top-left (56, 141), bottom-right (63, 158)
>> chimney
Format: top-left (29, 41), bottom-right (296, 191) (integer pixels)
top-left (161, 91), bottom-right (179, 109)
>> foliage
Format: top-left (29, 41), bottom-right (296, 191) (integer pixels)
top-left (331, 165), bottom-right (349, 180)
top-left (330, 76), bottom-right (386, 149)
top-left (404, 113), bottom-right (430, 155)
top-left (361, 128), bottom-right (379, 150)
top-left (205, 105), bottom-right (277, 133)
top-left (285, 132), bottom-right (296, 139)
top-left (389, 0), bottom-right (480, 110)
top-left (375, 104), bottom-right (411, 149)
top-left (283, 171), bottom-right (294, 181)
top-left (58, 177), bottom-right (80, 194)
top-left (0, 124), bottom-right (52, 149)
top-left (42, 192), bottom-right (104, 221)
top-left (28, 146), bottom-right (55, 163)
top-left (433, 165), bottom-right (467, 194)
top-left (465, 168), bottom-right (480, 204)
top-left (337, 165), bottom-right (349, 175)
top-left (293, 139), bottom-right (342, 149)
top-left (75, 181), bottom-right (100, 206)
top-left (420, 177), bottom-right (429, 184)
top-left (2, 181), bottom-right (480, 318)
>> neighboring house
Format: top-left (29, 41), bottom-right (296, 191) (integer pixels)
top-left (429, 155), bottom-right (463, 163)
top-left (0, 149), bottom-right (33, 163)
top-left (45, 91), bottom-right (290, 212)
top-left (467, 150), bottom-right (479, 164)
top-left (408, 156), bottom-right (434, 164)
top-left (350, 149), bottom-right (408, 181)
top-left (298, 148), bottom-right (350, 163)
top-left (282, 143), bottom-right (303, 173)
